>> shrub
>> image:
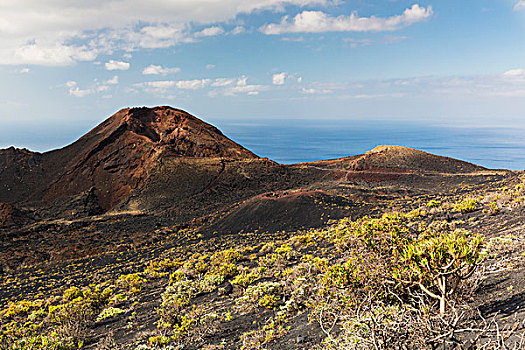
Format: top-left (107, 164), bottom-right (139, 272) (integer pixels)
top-left (96, 307), bottom-right (124, 322)
top-left (148, 335), bottom-right (171, 346)
top-left (158, 279), bottom-right (197, 328)
top-left (394, 229), bottom-right (484, 314)
top-left (231, 269), bottom-right (259, 289)
top-left (453, 198), bottom-right (478, 213)
top-left (62, 287), bottom-right (82, 302)
top-left (426, 200), bottom-right (442, 208)
top-left (117, 273), bottom-right (145, 295)
top-left (1, 299), bottom-right (45, 320)
top-left (236, 282), bottom-right (283, 311)
top-left (198, 274), bottom-right (225, 293)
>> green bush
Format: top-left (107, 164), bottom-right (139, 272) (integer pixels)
top-left (453, 198), bottom-right (478, 213)
top-left (394, 229), bottom-right (484, 314)
top-left (236, 282), bottom-right (283, 311)
top-left (96, 307), bottom-right (124, 322)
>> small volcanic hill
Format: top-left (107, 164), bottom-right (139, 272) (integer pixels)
top-left (305, 145), bottom-right (486, 174)
top-left (351, 145), bottom-right (485, 173)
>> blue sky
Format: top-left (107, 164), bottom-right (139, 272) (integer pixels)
top-left (1, 0), bottom-right (524, 151)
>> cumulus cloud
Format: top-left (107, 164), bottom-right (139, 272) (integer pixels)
top-left (211, 78), bottom-right (238, 87)
top-left (195, 26), bottom-right (224, 37)
top-left (0, 0), bottom-right (330, 65)
top-left (105, 75), bottom-right (119, 84)
top-left (142, 64), bottom-right (181, 75)
top-left (513, 1), bottom-right (525, 11)
top-left (134, 78), bottom-right (213, 93)
top-left (126, 24), bottom-right (191, 49)
top-left (260, 4), bottom-right (433, 34)
top-left (134, 75), bottom-right (268, 96)
top-left (1, 42), bottom-right (99, 66)
top-left (209, 76), bottom-right (269, 96)
top-left (272, 72), bottom-right (288, 85)
top-left (105, 60), bottom-right (130, 70)
top-left (231, 26), bottom-right (246, 35)
top-left (176, 79), bottom-right (212, 89)
top-left (65, 79), bottom-right (115, 97)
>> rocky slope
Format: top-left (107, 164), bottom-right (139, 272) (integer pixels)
top-left (0, 106), bottom-right (258, 212)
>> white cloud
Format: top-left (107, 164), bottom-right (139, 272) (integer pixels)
top-left (0, 42), bottom-right (99, 66)
top-left (195, 26), bottom-right (224, 37)
top-left (272, 72), bottom-right (287, 85)
top-left (145, 81), bottom-right (176, 88)
top-left (296, 71), bottom-right (525, 102)
top-left (209, 76), bottom-right (269, 96)
top-left (260, 4), bottom-right (433, 34)
top-left (105, 75), bottom-right (119, 84)
top-left (281, 36), bottom-right (305, 42)
top-left (176, 79), bottom-right (212, 89)
top-left (69, 86), bottom-right (93, 97)
top-left (125, 24), bottom-right (191, 49)
top-left (211, 78), bottom-right (237, 87)
top-left (513, 1), bottom-right (525, 11)
top-left (0, 0), bottom-right (330, 66)
top-left (503, 68), bottom-right (525, 77)
top-left (142, 64), bottom-right (181, 75)
top-left (65, 78), bottom-right (117, 97)
top-left (383, 35), bottom-right (409, 44)
top-left (135, 75), bottom-right (267, 96)
top-left (105, 60), bottom-right (130, 70)
top-left (213, 83), bottom-right (269, 96)
top-left (301, 87), bottom-right (332, 94)
top-left (343, 37), bottom-right (373, 48)
top-left (134, 78), bottom-right (212, 93)
top-left (231, 26), bottom-right (245, 35)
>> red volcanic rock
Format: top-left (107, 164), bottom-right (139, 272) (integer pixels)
top-left (43, 106), bottom-right (258, 209)
top-left (0, 107), bottom-right (259, 211)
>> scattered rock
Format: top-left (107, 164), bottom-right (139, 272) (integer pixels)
top-left (0, 202), bottom-right (27, 226)
top-left (218, 282), bottom-right (233, 296)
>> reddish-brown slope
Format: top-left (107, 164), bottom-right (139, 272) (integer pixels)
top-left (304, 145), bottom-right (486, 174)
top-left (0, 147), bottom-right (46, 203)
top-left (0, 106), bottom-right (258, 210)
top-left (43, 106), bottom-right (258, 209)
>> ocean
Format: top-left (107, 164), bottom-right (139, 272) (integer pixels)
top-left (215, 119), bottom-right (525, 171)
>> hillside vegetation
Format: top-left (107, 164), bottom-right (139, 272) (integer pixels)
top-left (1, 181), bottom-right (524, 349)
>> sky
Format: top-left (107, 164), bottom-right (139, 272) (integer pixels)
top-left (0, 0), bottom-right (524, 152)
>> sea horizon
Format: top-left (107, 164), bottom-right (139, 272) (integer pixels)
top-left (2, 118), bottom-right (524, 171)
